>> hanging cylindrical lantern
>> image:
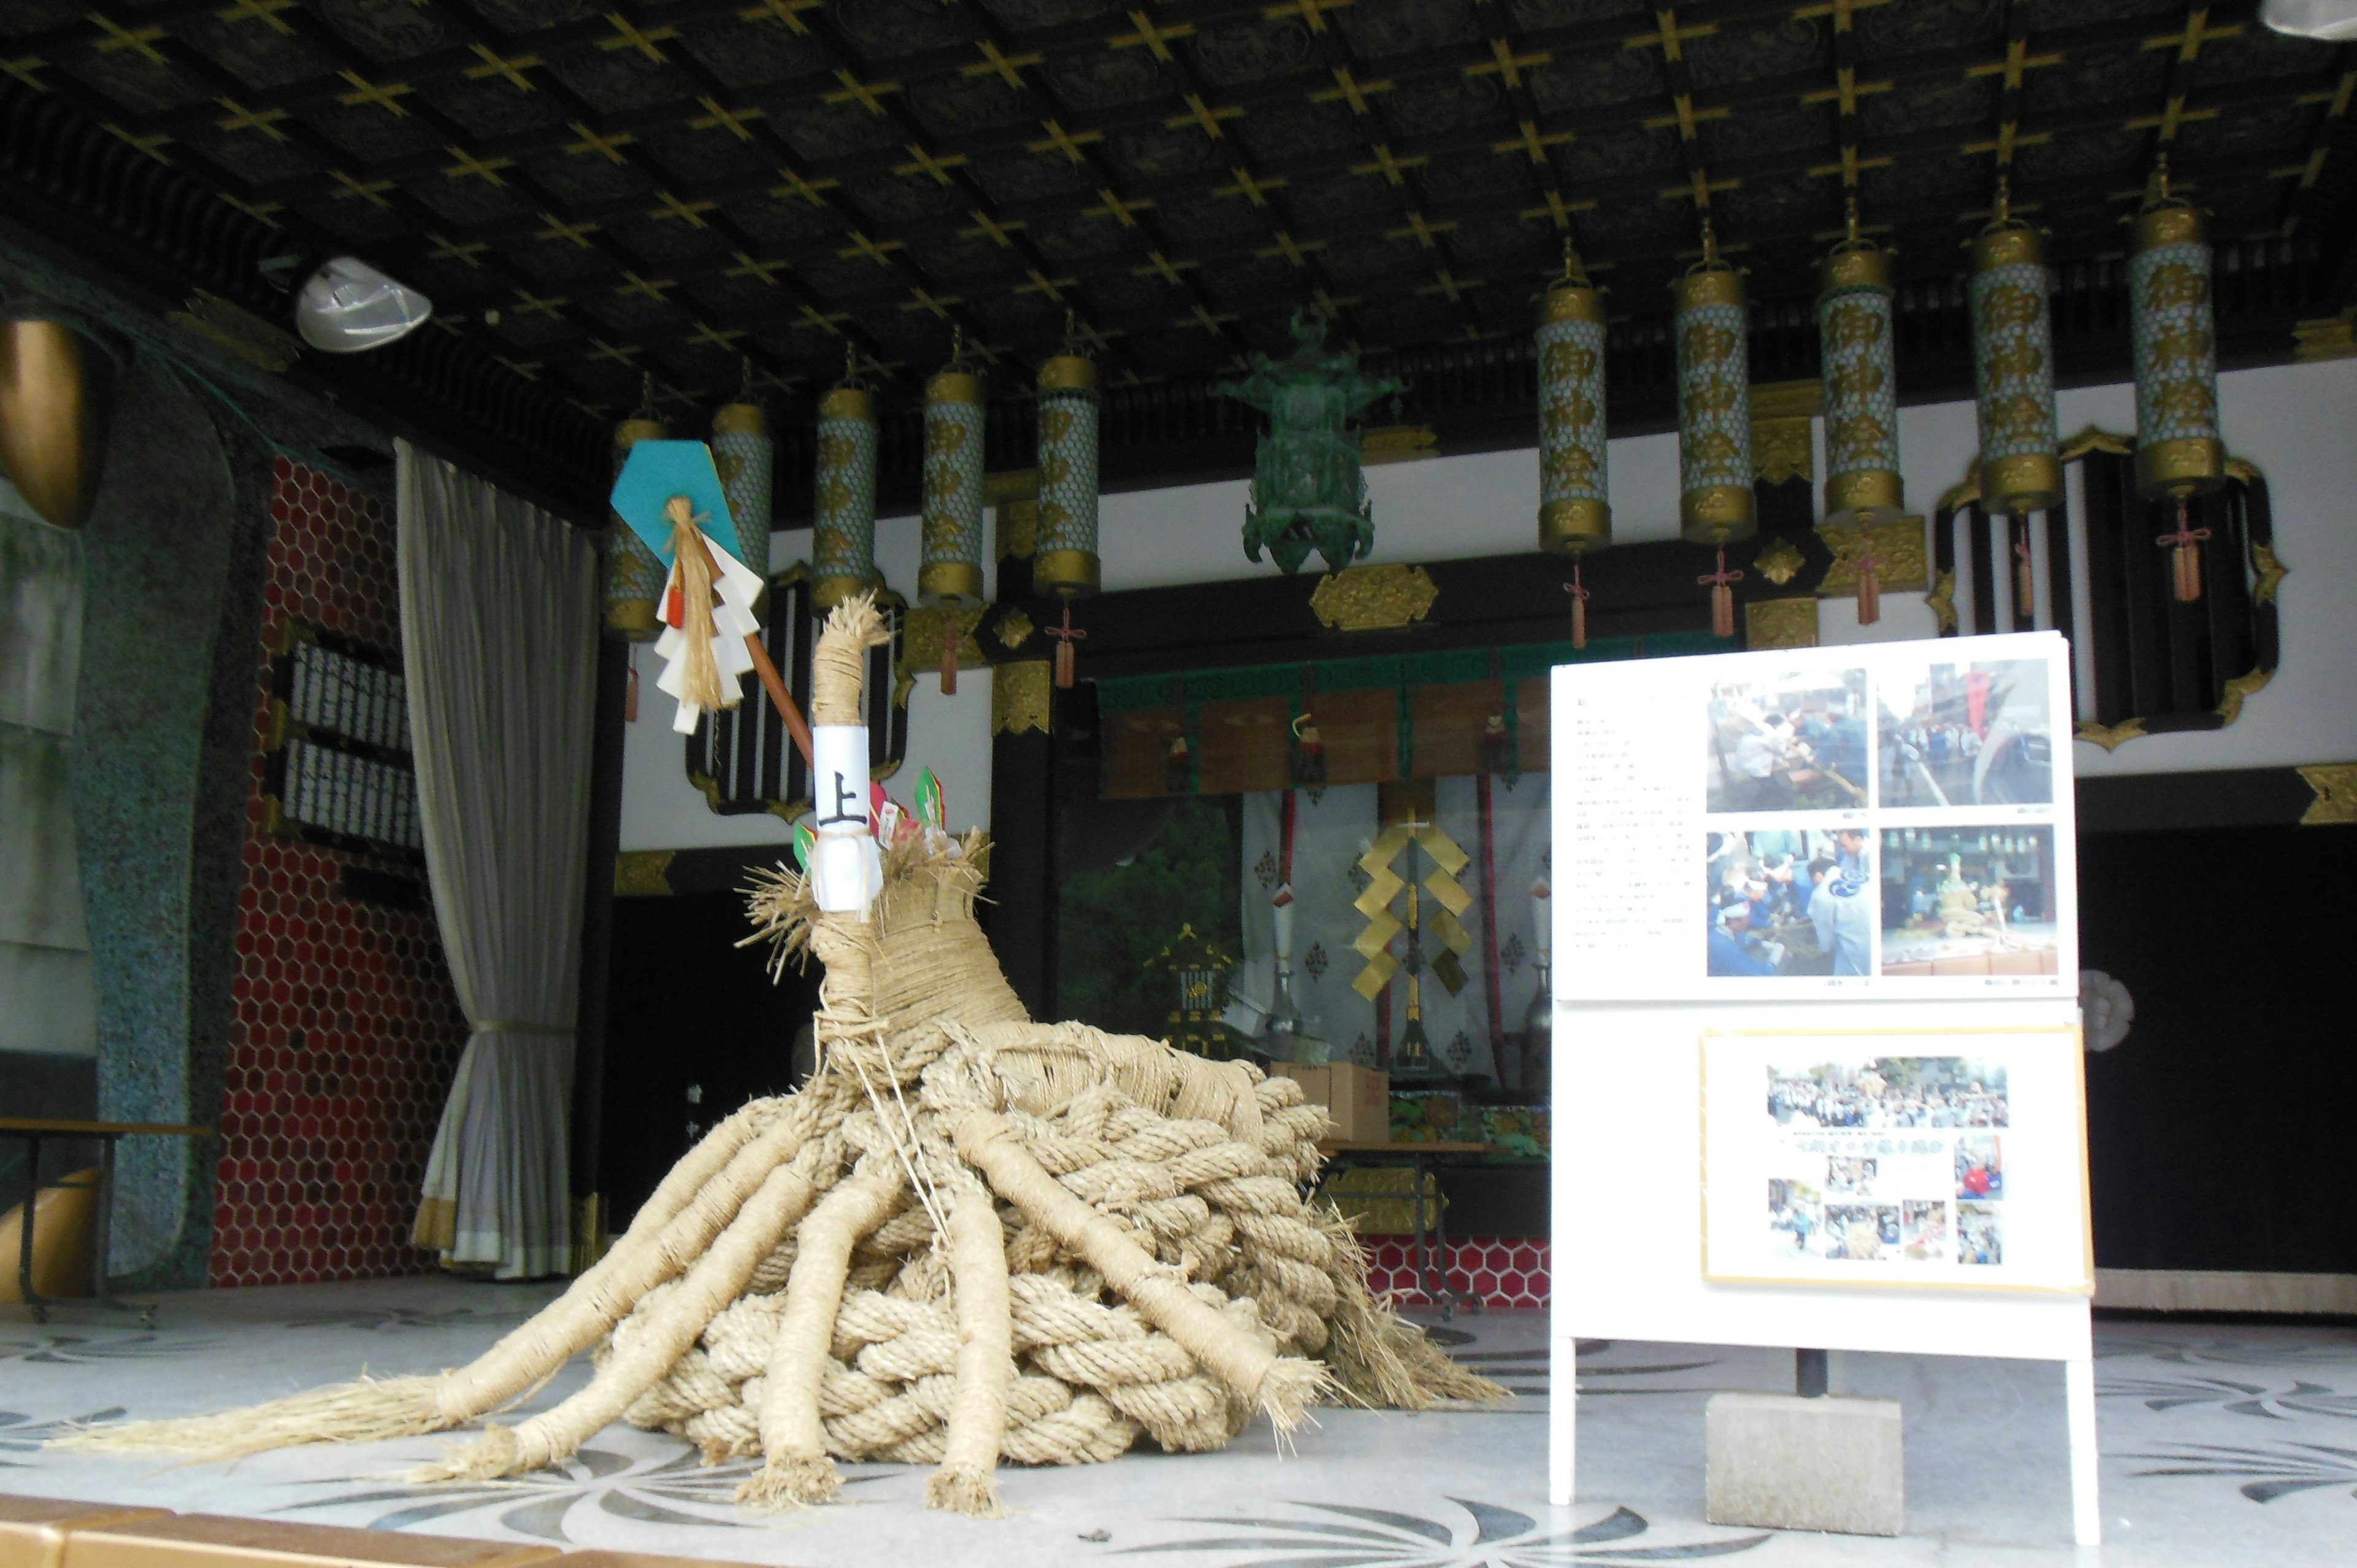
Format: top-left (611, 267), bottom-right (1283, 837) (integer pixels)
top-left (602, 377), bottom-right (665, 641)
top-left (918, 336), bottom-right (986, 605)
top-left (919, 334), bottom-right (985, 693)
top-left (1674, 222), bottom-right (1752, 636)
top-left (710, 360), bottom-right (773, 583)
top-left (1818, 199), bottom-right (1903, 626)
top-left (2130, 158), bottom-right (2226, 604)
top-left (1035, 319), bottom-right (1100, 687)
top-left (811, 350), bottom-right (878, 611)
top-left (1968, 180), bottom-right (2064, 519)
top-left (1536, 242), bottom-right (1610, 649)
top-left (0, 319), bottom-right (115, 530)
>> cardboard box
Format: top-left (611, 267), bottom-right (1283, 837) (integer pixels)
top-left (1269, 1062), bottom-right (1390, 1143)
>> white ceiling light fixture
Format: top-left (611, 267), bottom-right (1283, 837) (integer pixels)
top-left (293, 257), bottom-right (433, 353)
top-left (2260, 0), bottom-right (2357, 40)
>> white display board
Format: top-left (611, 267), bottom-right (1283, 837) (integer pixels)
top-left (1547, 633), bottom-right (2099, 1546)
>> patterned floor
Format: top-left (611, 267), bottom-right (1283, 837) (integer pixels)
top-left (3, 1277), bottom-right (2353, 1566)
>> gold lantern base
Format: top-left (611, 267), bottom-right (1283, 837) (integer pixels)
top-left (1979, 452), bottom-right (2065, 516)
top-left (1823, 468), bottom-right (1906, 528)
top-left (919, 560), bottom-right (986, 603)
top-left (1679, 484), bottom-right (1755, 544)
top-left (2136, 436), bottom-right (2226, 500)
top-left (1032, 547), bottom-right (1100, 596)
top-left (815, 572), bottom-right (881, 609)
top-left (1539, 498), bottom-right (1611, 554)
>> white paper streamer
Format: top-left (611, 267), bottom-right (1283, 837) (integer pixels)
top-left (654, 528), bottom-right (767, 733)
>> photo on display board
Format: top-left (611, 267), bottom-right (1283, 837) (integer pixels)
top-left (1708, 1035), bottom-right (2079, 1290)
top-left (1705, 826), bottom-right (1876, 978)
top-left (1876, 655), bottom-right (2056, 809)
top-left (1879, 825), bottom-right (2060, 977)
top-left (1703, 667), bottom-right (1870, 813)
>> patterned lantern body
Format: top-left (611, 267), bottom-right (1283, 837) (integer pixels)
top-left (1968, 212), bottom-right (2064, 515)
top-left (1034, 351), bottom-right (1101, 597)
top-left (710, 400), bottom-right (773, 579)
top-left (1536, 261), bottom-right (1611, 557)
top-left (1672, 261), bottom-right (1754, 544)
top-left (2129, 190), bottom-right (2225, 500)
top-left (919, 365), bottom-right (987, 603)
top-left (1817, 231), bottom-right (1904, 525)
top-left (811, 384), bottom-right (878, 609)
top-left (602, 415), bottom-right (666, 639)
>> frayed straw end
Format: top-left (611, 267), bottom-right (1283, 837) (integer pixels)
top-left (736, 1453), bottom-right (840, 1510)
top-left (404, 1424), bottom-right (524, 1484)
top-left (47, 1375), bottom-right (448, 1459)
top-left (925, 1464), bottom-right (1006, 1519)
top-left (1254, 1357), bottom-right (1333, 1446)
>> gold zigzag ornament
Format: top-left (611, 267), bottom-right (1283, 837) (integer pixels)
top-left (1351, 817), bottom-right (1476, 1001)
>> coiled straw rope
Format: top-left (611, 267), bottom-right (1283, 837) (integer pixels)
top-left (57, 593), bottom-right (1503, 1517)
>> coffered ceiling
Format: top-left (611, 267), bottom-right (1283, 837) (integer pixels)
top-left (2, 1), bottom-right (2350, 516)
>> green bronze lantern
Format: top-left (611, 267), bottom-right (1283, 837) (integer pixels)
top-left (1222, 308), bottom-right (1402, 576)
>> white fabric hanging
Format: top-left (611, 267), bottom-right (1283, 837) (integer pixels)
top-left (1236, 776), bottom-right (1553, 1081)
top-left (397, 441), bottom-right (597, 1279)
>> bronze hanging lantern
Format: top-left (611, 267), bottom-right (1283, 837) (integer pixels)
top-left (1818, 199), bottom-right (1903, 626)
top-left (1536, 242), bottom-right (1611, 648)
top-left (1225, 307), bottom-right (1402, 576)
top-left (2129, 157), bottom-right (2226, 603)
top-left (602, 374), bottom-right (666, 640)
top-left (811, 347), bottom-right (878, 610)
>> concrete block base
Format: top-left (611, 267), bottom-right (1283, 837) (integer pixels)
top-left (1704, 1391), bottom-right (1904, 1537)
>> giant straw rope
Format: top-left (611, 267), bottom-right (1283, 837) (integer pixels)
top-left (62, 596), bottom-right (1502, 1517)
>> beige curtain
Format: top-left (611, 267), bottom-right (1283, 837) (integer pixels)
top-left (397, 441), bottom-right (596, 1278)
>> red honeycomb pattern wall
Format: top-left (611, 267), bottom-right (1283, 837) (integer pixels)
top-left (1363, 1235), bottom-right (1550, 1310)
top-left (210, 458), bottom-right (470, 1288)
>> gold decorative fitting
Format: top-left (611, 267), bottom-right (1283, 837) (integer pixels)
top-left (2059, 426), bottom-right (2134, 460)
top-left (996, 608), bottom-right (1035, 650)
top-left (711, 401), bottom-right (765, 436)
top-left (2215, 665), bottom-right (2272, 726)
top-left (613, 416), bottom-right (665, 450)
top-left (165, 290), bottom-right (301, 372)
top-left (1038, 352), bottom-right (1096, 392)
top-left (1747, 380), bottom-right (1824, 422)
top-left (1539, 280), bottom-right (1604, 326)
top-left (2292, 316), bottom-right (2356, 363)
top-left (992, 659), bottom-right (1053, 736)
top-left (1745, 596), bottom-right (1819, 649)
top-left (614, 849), bottom-right (676, 896)
top-left (1751, 417), bottom-right (1812, 485)
top-left (1361, 425), bottom-right (1439, 465)
top-left (1308, 562), bottom-right (1438, 631)
top-left (1679, 484), bottom-right (1755, 544)
top-left (899, 603), bottom-right (986, 679)
top-left (819, 384), bottom-right (873, 422)
top-left (2251, 541), bottom-right (2288, 606)
top-left (1925, 568), bottom-right (1958, 633)
top-left (918, 560), bottom-right (986, 602)
top-left (985, 468), bottom-right (1040, 505)
top-left (813, 568), bottom-right (883, 609)
top-left (1970, 222), bottom-right (2045, 274)
top-left (2137, 436), bottom-right (2225, 500)
top-left (1032, 547), bottom-right (1100, 595)
top-left (2297, 763), bottom-right (2357, 826)
top-left (1539, 496), bottom-right (1611, 554)
top-left (2073, 717), bottom-right (2147, 751)
top-left (1824, 468), bottom-right (1906, 526)
top-left (1979, 452), bottom-right (2065, 516)
top-left (926, 368), bottom-right (983, 405)
top-left (1753, 536), bottom-right (1806, 587)
top-left (1817, 517), bottom-right (1928, 597)
top-left (1673, 266), bottom-right (1744, 311)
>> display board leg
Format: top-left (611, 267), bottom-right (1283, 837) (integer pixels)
top-left (2065, 1355), bottom-right (2100, 1546)
top-left (1549, 1333), bottom-right (1577, 1507)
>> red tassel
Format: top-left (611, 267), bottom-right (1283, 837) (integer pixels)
top-left (2160, 497), bottom-right (2210, 604)
top-left (1857, 563), bottom-right (1881, 626)
top-left (1048, 601), bottom-right (1086, 690)
top-left (939, 615), bottom-right (958, 696)
top-left (1712, 581), bottom-right (1735, 639)
top-left (1565, 564), bottom-right (1590, 649)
